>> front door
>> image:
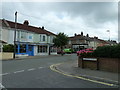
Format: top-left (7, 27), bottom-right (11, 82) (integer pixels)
top-left (28, 45), bottom-right (34, 56)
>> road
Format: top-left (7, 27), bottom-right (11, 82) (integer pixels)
top-left (1, 54), bottom-right (117, 88)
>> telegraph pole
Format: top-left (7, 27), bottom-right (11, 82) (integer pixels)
top-left (13, 11), bottom-right (17, 59)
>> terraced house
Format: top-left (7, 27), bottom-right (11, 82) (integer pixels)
top-left (0, 19), bottom-right (57, 57)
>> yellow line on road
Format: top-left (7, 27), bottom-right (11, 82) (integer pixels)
top-left (50, 63), bottom-right (115, 87)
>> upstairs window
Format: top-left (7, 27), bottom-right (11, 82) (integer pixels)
top-left (40, 35), bottom-right (41, 41)
top-left (43, 36), bottom-right (45, 41)
top-left (29, 36), bottom-right (32, 39)
top-left (21, 32), bottom-right (26, 39)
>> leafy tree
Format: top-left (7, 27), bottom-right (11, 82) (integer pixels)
top-left (53, 32), bottom-right (68, 51)
top-left (3, 44), bottom-right (14, 52)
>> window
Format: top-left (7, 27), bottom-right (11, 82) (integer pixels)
top-left (20, 44), bottom-right (26, 53)
top-left (50, 36), bottom-right (53, 43)
top-left (43, 36), bottom-right (45, 41)
top-left (40, 35), bottom-right (41, 41)
top-left (50, 46), bottom-right (57, 52)
top-left (17, 31), bottom-right (20, 41)
top-left (21, 32), bottom-right (26, 39)
top-left (29, 36), bottom-right (32, 39)
top-left (38, 45), bottom-right (47, 53)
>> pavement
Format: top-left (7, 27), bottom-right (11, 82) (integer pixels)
top-left (51, 60), bottom-right (119, 86)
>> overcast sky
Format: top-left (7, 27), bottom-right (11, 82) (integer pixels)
top-left (1, 1), bottom-right (119, 42)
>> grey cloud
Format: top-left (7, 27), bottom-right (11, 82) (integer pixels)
top-left (1, 2), bottom-right (118, 41)
top-left (19, 2), bottom-right (117, 28)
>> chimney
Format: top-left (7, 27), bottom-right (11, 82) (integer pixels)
top-left (86, 34), bottom-right (89, 37)
top-left (94, 36), bottom-right (98, 39)
top-left (74, 33), bottom-right (77, 36)
top-left (23, 20), bottom-right (29, 25)
top-left (42, 26), bottom-right (44, 30)
top-left (81, 32), bottom-right (83, 36)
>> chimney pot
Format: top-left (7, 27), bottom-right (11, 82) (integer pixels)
top-left (23, 20), bottom-right (29, 25)
top-left (81, 32), bottom-right (83, 36)
top-left (74, 33), bottom-right (77, 36)
top-left (42, 26), bottom-right (44, 30)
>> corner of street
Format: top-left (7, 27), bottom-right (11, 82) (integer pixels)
top-left (50, 59), bottom-right (119, 87)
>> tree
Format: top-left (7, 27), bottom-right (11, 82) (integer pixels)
top-left (53, 32), bottom-right (68, 51)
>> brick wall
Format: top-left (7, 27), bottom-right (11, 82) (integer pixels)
top-left (78, 56), bottom-right (119, 73)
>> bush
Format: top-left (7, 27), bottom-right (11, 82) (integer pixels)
top-left (77, 48), bottom-right (94, 57)
top-left (3, 44), bottom-right (14, 52)
top-left (93, 44), bottom-right (120, 58)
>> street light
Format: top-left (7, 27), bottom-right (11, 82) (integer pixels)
top-left (13, 11), bottom-right (17, 59)
top-left (106, 30), bottom-right (110, 41)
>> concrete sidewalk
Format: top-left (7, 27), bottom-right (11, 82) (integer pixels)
top-left (55, 60), bottom-right (119, 85)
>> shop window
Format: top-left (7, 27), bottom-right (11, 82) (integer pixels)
top-left (20, 44), bottom-right (26, 53)
top-left (38, 45), bottom-right (47, 53)
top-left (50, 46), bottom-right (57, 52)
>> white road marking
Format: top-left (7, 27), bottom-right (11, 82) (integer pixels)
top-left (38, 67), bottom-right (44, 69)
top-left (0, 73), bottom-right (10, 76)
top-left (14, 70), bottom-right (24, 73)
top-left (27, 68), bottom-right (36, 71)
top-left (1, 67), bottom-right (44, 76)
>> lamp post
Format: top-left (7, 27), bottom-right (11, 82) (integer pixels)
top-left (106, 30), bottom-right (110, 41)
top-left (13, 11), bottom-right (17, 59)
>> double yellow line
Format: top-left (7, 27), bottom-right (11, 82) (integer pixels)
top-left (50, 63), bottom-right (116, 87)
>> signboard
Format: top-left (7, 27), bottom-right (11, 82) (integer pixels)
top-left (83, 58), bottom-right (97, 61)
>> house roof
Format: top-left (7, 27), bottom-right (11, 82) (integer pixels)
top-left (1, 19), bottom-right (56, 36)
top-left (69, 34), bottom-right (90, 41)
top-left (69, 34), bottom-right (110, 45)
top-left (90, 37), bottom-right (109, 44)
top-left (106, 40), bottom-right (117, 44)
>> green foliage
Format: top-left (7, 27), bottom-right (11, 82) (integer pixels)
top-left (93, 44), bottom-right (120, 58)
top-left (80, 52), bottom-right (93, 58)
top-left (53, 32), bottom-right (68, 48)
top-left (3, 44), bottom-right (14, 52)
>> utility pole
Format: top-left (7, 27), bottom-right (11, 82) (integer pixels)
top-left (13, 11), bottom-right (17, 59)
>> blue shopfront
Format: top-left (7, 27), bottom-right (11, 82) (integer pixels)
top-left (16, 42), bottom-right (34, 56)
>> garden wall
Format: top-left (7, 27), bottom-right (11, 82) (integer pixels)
top-left (78, 56), bottom-right (119, 73)
top-left (0, 52), bottom-right (13, 60)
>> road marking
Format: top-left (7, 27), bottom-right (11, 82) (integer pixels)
top-left (14, 70), bottom-right (24, 73)
top-left (0, 83), bottom-right (7, 90)
top-left (27, 68), bottom-right (36, 71)
top-left (1, 73), bottom-right (9, 76)
top-left (38, 67), bottom-right (44, 69)
top-left (50, 63), bottom-right (117, 87)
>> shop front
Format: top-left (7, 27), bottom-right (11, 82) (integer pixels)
top-left (15, 42), bottom-right (34, 56)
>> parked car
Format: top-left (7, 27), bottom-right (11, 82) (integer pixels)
top-left (63, 48), bottom-right (73, 54)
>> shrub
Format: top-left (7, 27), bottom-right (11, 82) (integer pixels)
top-left (93, 44), bottom-right (120, 58)
top-left (77, 48), bottom-right (94, 57)
top-left (3, 44), bottom-right (14, 52)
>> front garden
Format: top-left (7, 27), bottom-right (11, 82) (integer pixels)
top-left (77, 44), bottom-right (120, 73)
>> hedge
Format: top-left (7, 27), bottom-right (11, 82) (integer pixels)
top-left (93, 44), bottom-right (120, 58)
top-left (3, 44), bottom-right (14, 52)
